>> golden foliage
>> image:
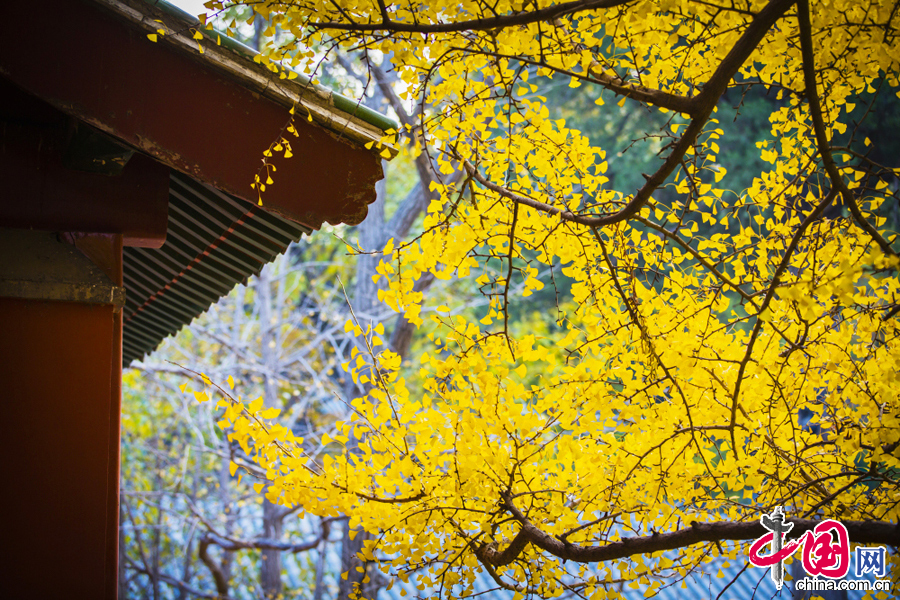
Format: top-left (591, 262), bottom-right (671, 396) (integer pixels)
top-left (195, 0), bottom-right (900, 596)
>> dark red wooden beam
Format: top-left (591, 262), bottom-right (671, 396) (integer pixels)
top-left (0, 79), bottom-right (170, 247)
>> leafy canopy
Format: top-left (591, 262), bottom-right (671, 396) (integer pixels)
top-left (196, 0), bottom-right (900, 597)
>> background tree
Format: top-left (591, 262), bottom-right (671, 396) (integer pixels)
top-left (192, 0), bottom-right (900, 598)
top-left (121, 17), bottom-right (477, 596)
top-left (121, 254), bottom-right (347, 600)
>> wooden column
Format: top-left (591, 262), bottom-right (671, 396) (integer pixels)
top-left (0, 231), bottom-right (123, 599)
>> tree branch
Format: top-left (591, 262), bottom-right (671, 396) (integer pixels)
top-left (389, 270), bottom-right (435, 358)
top-left (476, 528), bottom-right (531, 568)
top-left (309, 0), bottom-right (634, 34)
top-left (482, 494), bottom-right (900, 566)
top-left (202, 518), bottom-right (338, 553)
top-left (797, 0), bottom-right (896, 257)
top-left (126, 557), bottom-right (236, 600)
top-left (727, 187), bottom-right (836, 453)
top-left (462, 0), bottom-right (796, 227)
top-left (198, 535), bottom-right (231, 598)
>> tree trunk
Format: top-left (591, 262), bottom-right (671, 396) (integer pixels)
top-left (338, 172), bottom-right (387, 600)
top-left (261, 500), bottom-right (284, 599)
top-left (257, 265), bottom-right (284, 599)
top-left (312, 522), bottom-right (329, 600)
top-left (118, 489), bottom-right (128, 599)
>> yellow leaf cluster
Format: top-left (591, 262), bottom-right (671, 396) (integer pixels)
top-left (200, 0), bottom-right (900, 595)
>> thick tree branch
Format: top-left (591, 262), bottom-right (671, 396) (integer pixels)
top-left (585, 0), bottom-right (795, 225)
top-left (483, 494), bottom-right (900, 566)
top-left (198, 536), bottom-right (231, 598)
top-left (476, 528), bottom-right (531, 568)
top-left (797, 0), bottom-right (896, 257)
top-left (309, 0), bottom-right (634, 33)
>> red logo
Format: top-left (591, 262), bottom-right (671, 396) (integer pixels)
top-left (749, 508), bottom-right (850, 588)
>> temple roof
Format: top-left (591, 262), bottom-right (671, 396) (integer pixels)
top-left (0, 0), bottom-right (393, 363)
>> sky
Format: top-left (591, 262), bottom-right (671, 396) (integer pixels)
top-left (170, 0), bottom-right (208, 20)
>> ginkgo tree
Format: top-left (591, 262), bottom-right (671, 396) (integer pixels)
top-left (192, 0), bottom-right (900, 597)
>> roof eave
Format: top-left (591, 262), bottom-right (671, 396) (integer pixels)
top-left (94, 0), bottom-right (399, 155)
